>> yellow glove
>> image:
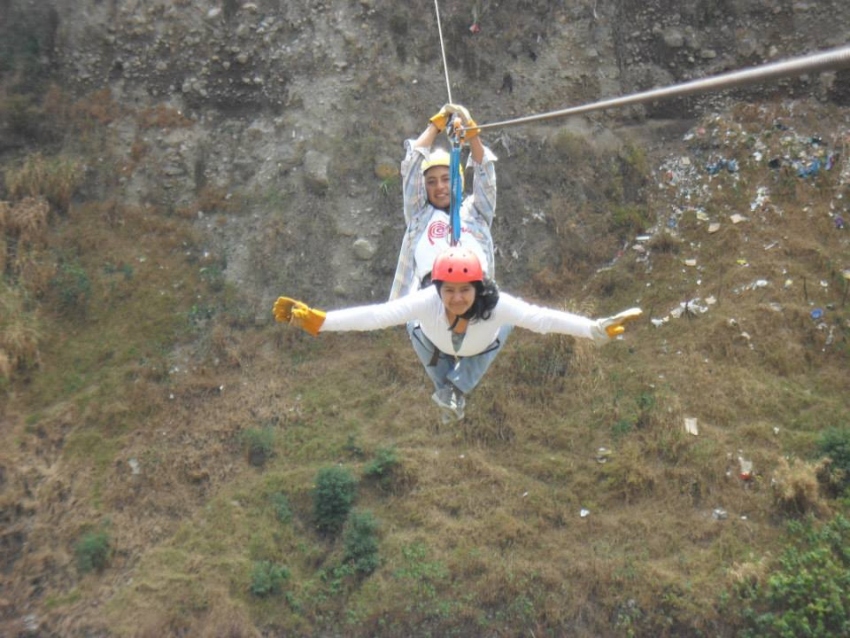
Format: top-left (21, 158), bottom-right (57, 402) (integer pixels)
top-left (272, 297), bottom-right (327, 336)
top-left (273, 296), bottom-right (298, 323)
top-left (429, 104), bottom-right (451, 132)
top-left (590, 308), bottom-right (642, 346)
top-left (455, 116), bottom-right (480, 142)
top-left (291, 304), bottom-right (326, 336)
top-left (441, 104), bottom-right (479, 142)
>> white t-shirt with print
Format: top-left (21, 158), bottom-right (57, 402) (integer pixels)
top-left (413, 210), bottom-right (489, 283)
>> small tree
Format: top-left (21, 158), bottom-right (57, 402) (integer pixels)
top-left (343, 510), bottom-right (380, 575)
top-left (313, 465), bottom-right (357, 535)
top-left (249, 560), bottom-right (290, 597)
top-left (270, 491), bottom-right (292, 524)
top-left (75, 529), bottom-right (111, 574)
top-left (240, 427), bottom-right (275, 467)
top-left (818, 427), bottom-right (850, 493)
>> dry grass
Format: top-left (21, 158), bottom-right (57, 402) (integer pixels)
top-left (71, 88), bottom-right (123, 128)
top-left (0, 282), bottom-right (41, 378)
top-left (137, 103), bottom-right (194, 130)
top-left (5, 196), bottom-right (49, 245)
top-left (5, 155), bottom-right (83, 214)
top-left (771, 456), bottom-right (833, 518)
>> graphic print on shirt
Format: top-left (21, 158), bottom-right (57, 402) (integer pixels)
top-left (427, 219), bottom-right (450, 245)
top-left (427, 219), bottom-right (477, 245)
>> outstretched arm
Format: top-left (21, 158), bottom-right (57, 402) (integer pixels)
top-left (495, 293), bottom-right (642, 346)
top-left (273, 289), bottom-right (435, 336)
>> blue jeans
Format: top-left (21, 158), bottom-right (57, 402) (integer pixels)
top-left (406, 322), bottom-right (513, 395)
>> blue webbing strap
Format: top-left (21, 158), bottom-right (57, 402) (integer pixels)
top-left (449, 143), bottom-right (462, 246)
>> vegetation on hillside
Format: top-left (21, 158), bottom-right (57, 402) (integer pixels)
top-left (2, 43), bottom-right (850, 638)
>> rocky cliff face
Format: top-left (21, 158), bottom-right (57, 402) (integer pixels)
top-left (6, 0), bottom-right (850, 309)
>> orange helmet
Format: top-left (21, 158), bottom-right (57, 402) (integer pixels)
top-left (431, 247), bottom-right (484, 283)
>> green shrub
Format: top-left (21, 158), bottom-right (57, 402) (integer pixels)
top-left (818, 428), bottom-right (850, 492)
top-left (313, 466), bottom-right (357, 534)
top-left (240, 427), bottom-right (275, 467)
top-left (270, 491), bottom-right (292, 524)
top-left (610, 204), bottom-right (652, 234)
top-left (343, 510), bottom-right (380, 575)
top-left (75, 529), bottom-right (111, 574)
top-left (249, 560), bottom-right (290, 597)
top-left (363, 446), bottom-right (398, 479)
top-left (50, 260), bottom-right (91, 315)
top-left (732, 515), bottom-right (850, 637)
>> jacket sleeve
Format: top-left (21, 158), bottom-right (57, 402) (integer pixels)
top-left (495, 293), bottom-right (596, 340)
top-left (322, 289), bottom-right (433, 332)
top-left (468, 145), bottom-right (497, 227)
top-left (401, 139), bottom-right (430, 226)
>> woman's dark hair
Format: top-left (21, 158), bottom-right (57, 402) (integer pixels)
top-left (434, 277), bottom-right (500, 323)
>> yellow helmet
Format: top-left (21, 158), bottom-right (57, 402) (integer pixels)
top-left (422, 149), bottom-right (451, 173)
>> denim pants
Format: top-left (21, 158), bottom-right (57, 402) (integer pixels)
top-left (406, 322), bottom-right (513, 395)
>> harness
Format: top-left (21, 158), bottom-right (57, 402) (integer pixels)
top-left (410, 323), bottom-right (504, 367)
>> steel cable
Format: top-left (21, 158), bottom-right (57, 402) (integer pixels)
top-left (434, 0), bottom-right (453, 104)
top-left (473, 45), bottom-right (850, 133)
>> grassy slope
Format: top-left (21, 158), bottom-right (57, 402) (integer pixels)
top-left (1, 97), bottom-right (849, 637)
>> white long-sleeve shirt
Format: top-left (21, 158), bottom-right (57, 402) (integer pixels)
top-left (322, 287), bottom-right (596, 357)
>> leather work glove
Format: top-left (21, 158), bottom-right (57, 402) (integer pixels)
top-left (446, 104), bottom-right (480, 141)
top-left (590, 307), bottom-right (643, 346)
top-left (272, 296), bottom-right (298, 323)
top-left (456, 117), bottom-right (480, 142)
top-left (431, 104), bottom-right (479, 140)
top-left (429, 104), bottom-right (452, 132)
top-left (272, 297), bottom-right (327, 336)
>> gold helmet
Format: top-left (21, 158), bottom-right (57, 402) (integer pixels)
top-left (422, 149), bottom-right (451, 173)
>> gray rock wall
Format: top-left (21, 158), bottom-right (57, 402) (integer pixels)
top-left (5, 0), bottom-right (849, 313)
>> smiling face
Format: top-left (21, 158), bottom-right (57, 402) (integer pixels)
top-left (439, 281), bottom-right (476, 318)
top-left (424, 165), bottom-right (451, 210)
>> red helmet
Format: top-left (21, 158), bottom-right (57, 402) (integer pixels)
top-left (431, 247), bottom-right (484, 283)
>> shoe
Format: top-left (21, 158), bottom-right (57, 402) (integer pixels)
top-left (438, 408), bottom-right (454, 425)
top-left (431, 386), bottom-right (465, 421)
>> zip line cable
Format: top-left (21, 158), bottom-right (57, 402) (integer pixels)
top-left (434, 0), bottom-right (453, 104)
top-left (471, 45), bottom-right (850, 133)
top-left (433, 0), bottom-right (464, 246)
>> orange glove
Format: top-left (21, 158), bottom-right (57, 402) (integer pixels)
top-left (590, 308), bottom-right (642, 346)
top-left (272, 296), bottom-right (298, 323)
top-left (429, 104), bottom-right (451, 132)
top-left (272, 297), bottom-right (326, 336)
top-left (456, 118), bottom-right (480, 142)
top-left (444, 104), bottom-right (479, 142)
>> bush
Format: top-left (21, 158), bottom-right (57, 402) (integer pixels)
top-left (249, 560), bottom-right (290, 597)
top-left (343, 510), bottom-right (380, 575)
top-left (270, 491), bottom-right (292, 523)
top-left (818, 428), bottom-right (850, 492)
top-left (363, 446), bottom-right (398, 479)
top-left (732, 515), bottom-right (850, 637)
top-left (772, 457), bottom-right (830, 518)
top-left (50, 259), bottom-right (91, 315)
top-left (313, 466), bottom-right (357, 534)
top-left (75, 529), bottom-right (111, 574)
top-left (240, 427), bottom-right (275, 467)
